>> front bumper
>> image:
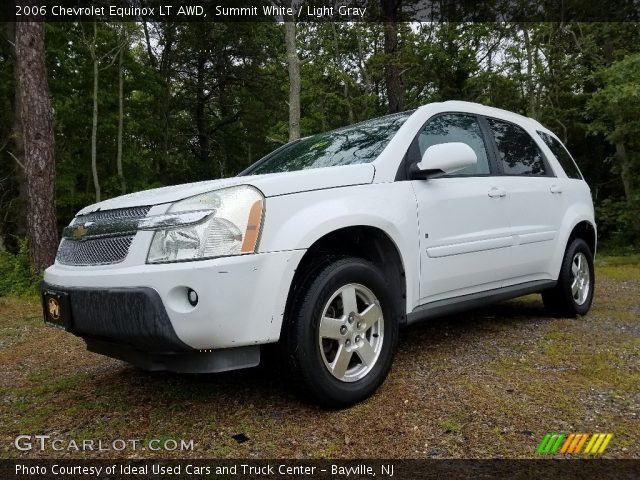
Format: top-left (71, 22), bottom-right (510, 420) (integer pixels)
top-left (41, 283), bottom-right (191, 351)
top-left (43, 249), bottom-right (306, 350)
top-left (40, 282), bottom-right (261, 373)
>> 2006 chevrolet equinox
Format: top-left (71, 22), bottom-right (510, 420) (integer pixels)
top-left (42, 101), bottom-right (596, 407)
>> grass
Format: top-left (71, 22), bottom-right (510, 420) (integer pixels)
top-left (0, 257), bottom-right (638, 459)
top-left (596, 253), bottom-right (640, 280)
top-left (595, 253), bottom-right (640, 266)
top-left (440, 420), bottom-right (462, 434)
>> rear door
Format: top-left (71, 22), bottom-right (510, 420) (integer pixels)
top-left (411, 113), bottom-right (514, 304)
top-left (483, 117), bottom-right (566, 284)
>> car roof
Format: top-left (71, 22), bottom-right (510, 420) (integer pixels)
top-left (415, 100), bottom-right (554, 135)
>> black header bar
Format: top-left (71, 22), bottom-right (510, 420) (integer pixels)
top-left (5, 0), bottom-right (640, 23)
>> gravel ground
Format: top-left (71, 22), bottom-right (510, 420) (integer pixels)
top-left (1, 257), bottom-right (638, 459)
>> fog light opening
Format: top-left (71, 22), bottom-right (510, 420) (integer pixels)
top-left (187, 288), bottom-right (198, 307)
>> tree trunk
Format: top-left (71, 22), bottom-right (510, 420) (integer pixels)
top-left (90, 22), bottom-right (101, 202)
top-left (117, 45), bottom-right (126, 194)
top-left (330, 23), bottom-right (354, 124)
top-left (285, 17), bottom-right (300, 141)
top-left (8, 21), bottom-right (27, 239)
top-left (159, 24), bottom-right (175, 166)
top-left (355, 24), bottom-right (373, 93)
top-left (141, 20), bottom-right (157, 69)
top-left (15, 20), bottom-right (58, 272)
top-left (218, 151), bottom-right (226, 179)
top-left (615, 142), bottom-right (633, 203)
top-left (195, 51), bottom-right (209, 172)
top-left (381, 0), bottom-right (404, 113)
top-left (615, 142), bottom-right (640, 236)
top-left (142, 22), bottom-right (175, 175)
top-left (521, 25), bottom-right (537, 119)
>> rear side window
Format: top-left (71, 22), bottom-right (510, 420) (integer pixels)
top-left (487, 118), bottom-right (548, 176)
top-left (417, 114), bottom-right (491, 175)
top-left (538, 131), bottom-right (583, 179)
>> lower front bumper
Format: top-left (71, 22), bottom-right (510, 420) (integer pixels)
top-left (42, 283), bottom-right (190, 351)
top-left (41, 282), bottom-right (260, 373)
top-left (85, 338), bottom-right (259, 374)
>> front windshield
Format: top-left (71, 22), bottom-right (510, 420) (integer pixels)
top-left (241, 111), bottom-right (413, 175)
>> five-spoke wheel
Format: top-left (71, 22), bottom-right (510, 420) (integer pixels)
top-left (543, 238), bottom-right (594, 317)
top-left (285, 257), bottom-right (399, 407)
top-left (318, 284), bottom-right (384, 382)
top-left (570, 252), bottom-right (591, 306)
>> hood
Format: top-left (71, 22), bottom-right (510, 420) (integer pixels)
top-left (77, 163), bottom-right (375, 215)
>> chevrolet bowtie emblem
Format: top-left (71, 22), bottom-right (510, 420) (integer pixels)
top-left (72, 224), bottom-right (88, 240)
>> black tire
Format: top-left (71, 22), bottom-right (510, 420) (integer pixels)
top-left (542, 238), bottom-right (595, 317)
top-left (285, 256), bottom-right (399, 408)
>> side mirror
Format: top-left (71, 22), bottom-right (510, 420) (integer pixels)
top-left (412, 142), bottom-right (477, 180)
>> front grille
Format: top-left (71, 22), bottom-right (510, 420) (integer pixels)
top-left (59, 206), bottom-right (151, 266)
top-left (56, 236), bottom-right (134, 266)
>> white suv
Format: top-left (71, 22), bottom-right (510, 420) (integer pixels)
top-left (42, 101), bottom-right (596, 407)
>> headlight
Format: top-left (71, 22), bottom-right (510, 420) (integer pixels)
top-left (146, 185), bottom-right (264, 263)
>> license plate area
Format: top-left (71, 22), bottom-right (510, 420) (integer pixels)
top-left (42, 290), bottom-right (71, 330)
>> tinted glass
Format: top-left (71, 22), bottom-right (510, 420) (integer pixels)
top-left (538, 131), bottom-right (582, 179)
top-left (243, 112), bottom-right (412, 175)
top-left (417, 114), bottom-right (490, 175)
top-left (487, 118), bottom-right (548, 176)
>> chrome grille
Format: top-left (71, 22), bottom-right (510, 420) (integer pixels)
top-left (59, 206), bottom-right (151, 266)
top-left (73, 206), bottom-right (151, 225)
top-left (56, 236), bottom-right (134, 266)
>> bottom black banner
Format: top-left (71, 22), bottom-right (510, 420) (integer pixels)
top-left (3, 459), bottom-right (640, 480)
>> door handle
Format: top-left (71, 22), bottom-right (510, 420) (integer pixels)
top-left (488, 187), bottom-right (507, 198)
top-left (550, 185), bottom-right (563, 194)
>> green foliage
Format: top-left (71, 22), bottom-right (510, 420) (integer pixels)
top-left (0, 240), bottom-right (41, 297)
top-left (2, 21), bottom-right (640, 259)
top-left (587, 54), bottom-right (640, 147)
top-left (595, 196), bottom-right (640, 253)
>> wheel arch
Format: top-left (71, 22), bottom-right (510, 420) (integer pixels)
top-left (567, 220), bottom-right (597, 257)
top-left (550, 213), bottom-right (597, 281)
top-left (281, 225), bottom-right (408, 340)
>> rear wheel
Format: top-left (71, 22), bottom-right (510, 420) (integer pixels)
top-left (285, 256), bottom-right (399, 407)
top-left (542, 238), bottom-right (595, 317)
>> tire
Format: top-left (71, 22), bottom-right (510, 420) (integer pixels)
top-left (542, 238), bottom-right (595, 317)
top-left (285, 256), bottom-right (399, 408)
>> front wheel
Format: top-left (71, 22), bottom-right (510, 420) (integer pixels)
top-left (285, 257), bottom-right (399, 408)
top-left (542, 238), bottom-right (595, 317)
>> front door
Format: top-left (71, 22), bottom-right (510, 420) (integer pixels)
top-left (411, 113), bottom-right (514, 304)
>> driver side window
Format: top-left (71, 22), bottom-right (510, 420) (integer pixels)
top-left (417, 114), bottom-right (491, 176)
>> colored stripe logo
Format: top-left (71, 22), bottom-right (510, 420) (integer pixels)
top-left (536, 433), bottom-right (612, 455)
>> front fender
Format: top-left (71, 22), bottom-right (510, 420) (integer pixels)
top-left (258, 182), bottom-right (420, 312)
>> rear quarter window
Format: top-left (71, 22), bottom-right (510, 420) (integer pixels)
top-left (537, 131), bottom-right (583, 180)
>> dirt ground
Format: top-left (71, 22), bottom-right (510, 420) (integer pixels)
top-left (1, 256), bottom-right (638, 459)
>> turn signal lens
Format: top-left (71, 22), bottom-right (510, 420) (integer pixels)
top-left (241, 199), bottom-right (264, 254)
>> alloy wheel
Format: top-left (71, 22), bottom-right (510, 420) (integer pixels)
top-left (318, 283), bottom-right (384, 382)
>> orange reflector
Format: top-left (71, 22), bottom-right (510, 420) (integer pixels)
top-left (241, 199), bottom-right (264, 253)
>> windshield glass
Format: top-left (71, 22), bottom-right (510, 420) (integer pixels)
top-left (241, 111), bottom-right (413, 175)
